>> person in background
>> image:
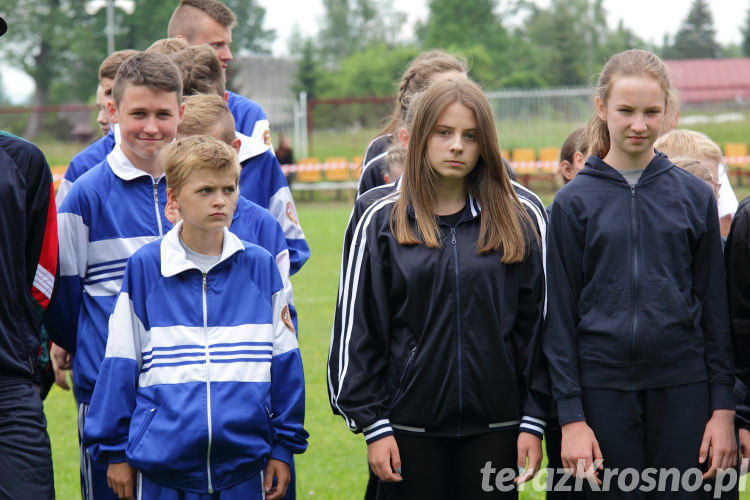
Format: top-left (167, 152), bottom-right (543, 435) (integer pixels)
top-left (55, 49), bottom-right (139, 204)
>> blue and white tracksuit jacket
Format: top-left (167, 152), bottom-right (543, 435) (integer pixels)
top-left (237, 133), bottom-right (309, 275)
top-left (56, 125), bottom-right (120, 205)
top-left (83, 224), bottom-right (307, 493)
top-left (226, 90), bottom-right (269, 146)
top-left (45, 145), bottom-right (171, 404)
top-left (231, 195), bottom-right (297, 332)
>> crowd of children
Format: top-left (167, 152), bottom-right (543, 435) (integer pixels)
top-left (4, 2), bottom-right (750, 497)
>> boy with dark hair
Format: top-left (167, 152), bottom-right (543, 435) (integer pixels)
top-left (84, 135), bottom-right (307, 500)
top-left (167, 0), bottom-right (272, 149)
top-left (56, 49), bottom-right (140, 204)
top-left (46, 51), bottom-right (184, 500)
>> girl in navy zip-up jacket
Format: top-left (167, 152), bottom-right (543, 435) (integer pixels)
top-left (544, 49), bottom-right (735, 496)
top-left (330, 79), bottom-right (549, 499)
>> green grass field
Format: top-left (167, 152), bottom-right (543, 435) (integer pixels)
top-left (43, 195), bottom-right (750, 499)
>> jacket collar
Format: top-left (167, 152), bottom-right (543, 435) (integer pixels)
top-left (237, 131), bottom-right (269, 163)
top-left (106, 144), bottom-right (164, 182)
top-left (160, 221), bottom-right (246, 277)
top-left (405, 193), bottom-right (481, 222)
top-left (580, 150), bottom-right (673, 186)
top-left (113, 123), bottom-right (121, 145)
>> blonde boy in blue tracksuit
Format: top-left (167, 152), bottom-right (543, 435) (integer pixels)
top-left (84, 135), bottom-right (307, 499)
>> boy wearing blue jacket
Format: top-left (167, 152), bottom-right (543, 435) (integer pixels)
top-left (46, 52), bottom-right (184, 500)
top-left (85, 135), bottom-right (307, 500)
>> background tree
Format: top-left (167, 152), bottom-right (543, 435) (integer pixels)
top-left (666, 0), bottom-right (720, 59)
top-left (0, 0), bottom-right (106, 138)
top-left (742, 0), bottom-right (750, 56)
top-left (317, 0), bottom-right (405, 64)
top-left (0, 0), bottom-right (274, 139)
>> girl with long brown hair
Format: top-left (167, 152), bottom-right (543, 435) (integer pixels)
top-left (330, 78), bottom-right (548, 499)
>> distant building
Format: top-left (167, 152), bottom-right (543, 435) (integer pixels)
top-left (228, 54), bottom-right (299, 132)
top-left (665, 58), bottom-right (750, 104)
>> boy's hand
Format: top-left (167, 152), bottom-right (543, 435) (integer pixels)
top-left (50, 343), bottom-right (71, 390)
top-left (367, 435), bottom-right (403, 482)
top-left (561, 421), bottom-right (604, 484)
top-left (264, 458), bottom-right (290, 500)
top-left (107, 462), bottom-right (136, 500)
top-left (516, 433), bottom-right (543, 483)
top-left (699, 409), bottom-right (737, 479)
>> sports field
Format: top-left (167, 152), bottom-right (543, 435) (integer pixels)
top-left (43, 198), bottom-right (750, 499)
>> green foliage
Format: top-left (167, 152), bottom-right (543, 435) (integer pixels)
top-left (0, 0), bottom-right (107, 104)
top-left (743, 1), bottom-right (750, 57)
top-left (318, 0), bottom-right (406, 63)
top-left (292, 39), bottom-right (324, 100)
top-left (666, 0), bottom-right (720, 59)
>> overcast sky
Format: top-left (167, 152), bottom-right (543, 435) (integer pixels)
top-left (2, 0), bottom-right (747, 102)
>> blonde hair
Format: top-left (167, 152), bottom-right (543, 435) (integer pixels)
top-left (178, 94), bottom-right (236, 145)
top-left (654, 129), bottom-right (723, 165)
top-left (99, 49), bottom-right (140, 83)
top-left (378, 51), bottom-right (468, 137)
top-left (588, 49), bottom-right (672, 158)
top-left (168, 0), bottom-right (236, 40)
top-left (170, 45), bottom-right (225, 96)
top-left (146, 37), bottom-right (189, 55)
top-left (162, 135), bottom-right (240, 195)
top-left (390, 79), bottom-right (532, 263)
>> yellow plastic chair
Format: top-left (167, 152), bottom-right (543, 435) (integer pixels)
top-left (295, 158), bottom-right (322, 183)
top-left (323, 157), bottom-right (350, 182)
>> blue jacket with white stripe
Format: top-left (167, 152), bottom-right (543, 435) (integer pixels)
top-left (83, 224), bottom-right (307, 493)
top-left (45, 145), bottom-right (171, 404)
top-left (238, 140), bottom-right (309, 275)
top-left (56, 126), bottom-right (118, 205)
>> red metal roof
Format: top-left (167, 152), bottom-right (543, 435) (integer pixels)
top-left (665, 58), bottom-right (750, 103)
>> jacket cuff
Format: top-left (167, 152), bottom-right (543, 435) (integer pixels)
top-left (519, 416), bottom-right (546, 438)
top-left (270, 444), bottom-right (293, 466)
top-left (363, 419), bottom-right (393, 444)
top-left (106, 450), bottom-right (127, 464)
top-left (557, 396), bottom-right (586, 426)
top-left (710, 384), bottom-right (735, 411)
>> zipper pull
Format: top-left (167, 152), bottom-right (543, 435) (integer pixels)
top-left (450, 227), bottom-right (457, 245)
top-left (153, 183), bottom-right (159, 203)
top-left (630, 185), bottom-right (636, 197)
top-left (203, 273), bottom-right (207, 292)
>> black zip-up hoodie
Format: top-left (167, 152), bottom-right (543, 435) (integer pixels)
top-left (544, 152), bottom-right (734, 425)
top-left (329, 191), bottom-right (549, 443)
top-left (0, 132), bottom-right (57, 384)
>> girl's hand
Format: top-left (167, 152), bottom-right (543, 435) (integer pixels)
top-left (699, 409), bottom-right (737, 479)
top-left (106, 462), bottom-right (136, 500)
top-left (515, 433), bottom-right (542, 483)
top-left (263, 458), bottom-right (291, 500)
top-left (738, 428), bottom-right (750, 461)
top-left (368, 435), bottom-right (403, 482)
top-left (561, 421), bottom-right (604, 484)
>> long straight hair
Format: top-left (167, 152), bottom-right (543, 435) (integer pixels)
top-left (390, 79), bottom-right (531, 264)
top-left (588, 49), bottom-right (672, 158)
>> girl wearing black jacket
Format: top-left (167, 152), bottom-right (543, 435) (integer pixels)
top-left (329, 78), bottom-right (548, 499)
top-left (545, 50), bottom-right (736, 497)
